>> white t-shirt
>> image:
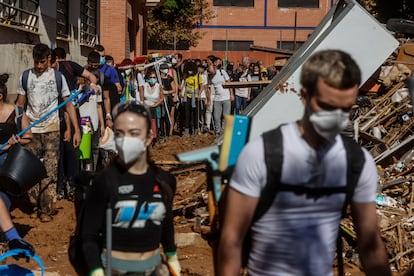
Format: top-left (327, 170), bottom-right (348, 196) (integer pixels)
top-left (200, 71), bottom-right (208, 99)
top-left (230, 123), bottom-right (377, 276)
top-left (211, 69), bottom-right (230, 102)
top-left (133, 72), bottom-right (146, 103)
top-left (143, 83), bottom-right (161, 106)
top-left (17, 68), bottom-right (70, 133)
top-left (235, 72), bottom-right (251, 98)
top-left (78, 85), bottom-right (103, 132)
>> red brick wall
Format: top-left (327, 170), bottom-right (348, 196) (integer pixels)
top-left (188, 0), bottom-right (332, 51)
top-left (100, 0), bottom-right (128, 63)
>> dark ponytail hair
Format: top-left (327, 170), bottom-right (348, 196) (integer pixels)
top-left (0, 73), bottom-right (9, 100)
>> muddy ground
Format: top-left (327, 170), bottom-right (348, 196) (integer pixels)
top-left (3, 133), bottom-right (393, 275)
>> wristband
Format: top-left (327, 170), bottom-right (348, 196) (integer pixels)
top-left (105, 113), bottom-right (112, 120)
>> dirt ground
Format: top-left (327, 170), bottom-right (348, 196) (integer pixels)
top-left (5, 134), bottom-right (216, 275)
top-left (2, 133), bottom-right (398, 275)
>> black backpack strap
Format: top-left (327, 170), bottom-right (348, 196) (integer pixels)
top-left (15, 105), bottom-right (23, 132)
top-left (341, 134), bottom-right (365, 215)
top-left (253, 126), bottom-right (284, 221)
top-left (21, 69), bottom-right (30, 93)
top-left (54, 69), bottom-right (63, 96)
top-left (337, 134), bottom-right (365, 276)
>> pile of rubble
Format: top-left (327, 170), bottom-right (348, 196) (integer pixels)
top-left (342, 39), bottom-right (414, 272)
top-left (159, 40), bottom-right (414, 273)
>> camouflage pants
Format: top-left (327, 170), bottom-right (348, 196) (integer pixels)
top-left (26, 131), bottom-right (60, 215)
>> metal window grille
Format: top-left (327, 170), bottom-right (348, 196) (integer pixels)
top-left (56, 0), bottom-right (68, 38)
top-left (80, 0), bottom-right (97, 45)
top-left (213, 0), bottom-right (254, 7)
top-left (0, 0), bottom-right (39, 32)
top-left (278, 0), bottom-right (319, 8)
top-left (213, 40), bottom-right (253, 51)
top-left (277, 40), bottom-right (305, 51)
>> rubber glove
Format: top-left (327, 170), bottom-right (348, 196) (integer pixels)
top-left (166, 252), bottom-right (181, 276)
top-left (90, 267), bottom-right (105, 276)
top-left (6, 227), bottom-right (35, 260)
top-left (8, 239), bottom-right (35, 261)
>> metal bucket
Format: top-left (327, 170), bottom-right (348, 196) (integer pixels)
top-left (0, 144), bottom-right (47, 196)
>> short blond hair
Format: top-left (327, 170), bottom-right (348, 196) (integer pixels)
top-left (300, 50), bottom-right (361, 96)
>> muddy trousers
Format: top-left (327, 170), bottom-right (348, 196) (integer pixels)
top-left (27, 131), bottom-right (59, 216)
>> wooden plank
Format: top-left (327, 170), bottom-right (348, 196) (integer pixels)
top-left (222, 80), bottom-right (272, 89)
top-left (249, 44), bottom-right (295, 55)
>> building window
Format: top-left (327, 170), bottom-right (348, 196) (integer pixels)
top-left (57, 0), bottom-right (68, 38)
top-left (148, 39), bottom-right (190, 50)
top-left (80, 0), bottom-right (97, 45)
top-left (213, 0), bottom-right (254, 7)
top-left (0, 0), bottom-right (39, 32)
top-left (277, 41), bottom-right (305, 51)
top-left (213, 40), bottom-right (253, 51)
top-left (278, 0), bottom-right (319, 8)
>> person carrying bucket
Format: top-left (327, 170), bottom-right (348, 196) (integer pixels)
top-left (0, 73), bottom-right (32, 213)
top-left (16, 43), bottom-right (81, 223)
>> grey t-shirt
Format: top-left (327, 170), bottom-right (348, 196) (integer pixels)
top-left (230, 123), bottom-right (377, 276)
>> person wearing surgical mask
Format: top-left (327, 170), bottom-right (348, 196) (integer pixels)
top-left (143, 71), bottom-right (164, 141)
top-left (159, 63), bottom-right (176, 140)
top-left (218, 50), bottom-right (391, 276)
top-left (80, 101), bottom-right (181, 276)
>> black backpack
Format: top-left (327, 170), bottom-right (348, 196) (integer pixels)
top-left (214, 126), bottom-right (365, 273)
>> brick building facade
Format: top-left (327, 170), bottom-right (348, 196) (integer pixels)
top-left (149, 0), bottom-right (336, 66)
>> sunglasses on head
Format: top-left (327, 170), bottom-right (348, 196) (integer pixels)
top-left (112, 101), bottom-right (151, 123)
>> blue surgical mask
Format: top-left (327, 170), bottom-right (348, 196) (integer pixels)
top-left (149, 78), bottom-right (157, 85)
top-left (99, 56), bottom-right (105, 65)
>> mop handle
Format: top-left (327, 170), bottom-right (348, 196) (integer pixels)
top-left (0, 90), bottom-right (80, 150)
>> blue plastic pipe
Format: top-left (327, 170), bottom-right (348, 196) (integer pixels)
top-left (0, 90), bottom-right (81, 150)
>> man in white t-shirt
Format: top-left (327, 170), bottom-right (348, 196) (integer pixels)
top-left (218, 50), bottom-right (390, 276)
top-left (16, 43), bottom-right (81, 223)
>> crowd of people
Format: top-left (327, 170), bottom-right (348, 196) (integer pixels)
top-left (0, 44), bottom-right (398, 275)
top-left (0, 43), bottom-right (278, 275)
top-left (112, 52), bottom-right (280, 140)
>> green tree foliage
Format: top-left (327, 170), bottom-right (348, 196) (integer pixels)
top-left (147, 0), bottom-right (215, 50)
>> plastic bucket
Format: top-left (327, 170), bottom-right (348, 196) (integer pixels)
top-left (0, 144), bottom-right (47, 196)
top-left (0, 249), bottom-right (45, 276)
top-left (79, 133), bottom-right (92, 160)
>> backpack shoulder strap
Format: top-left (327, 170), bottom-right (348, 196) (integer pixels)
top-left (15, 105), bottom-right (23, 132)
top-left (22, 69), bottom-right (30, 93)
top-left (253, 126), bottom-right (284, 221)
top-left (54, 69), bottom-right (63, 95)
top-left (340, 134), bottom-right (365, 214)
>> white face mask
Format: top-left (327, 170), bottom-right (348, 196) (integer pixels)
top-left (115, 136), bottom-right (146, 164)
top-left (125, 69), bottom-right (132, 75)
top-left (309, 109), bottom-right (350, 142)
top-left (161, 69), bottom-right (169, 74)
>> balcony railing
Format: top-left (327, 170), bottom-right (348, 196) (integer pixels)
top-left (0, 1), bottom-right (39, 33)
